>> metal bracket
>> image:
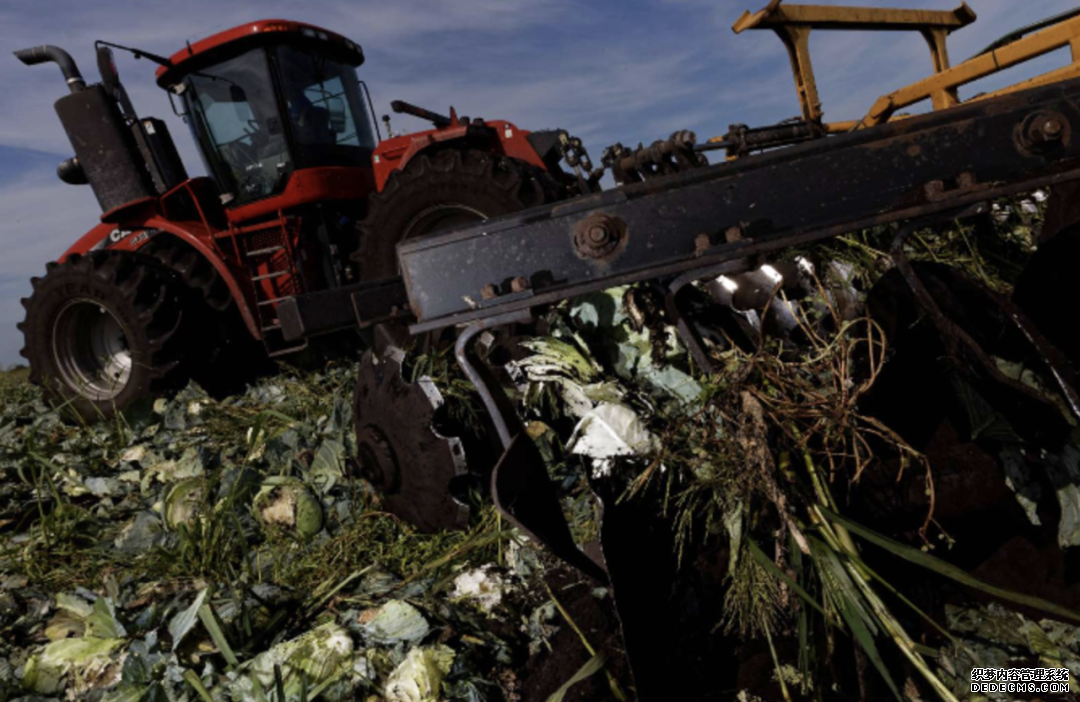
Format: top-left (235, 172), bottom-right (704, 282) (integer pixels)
top-left (733, 1), bottom-right (976, 123)
top-left (453, 311), bottom-right (608, 582)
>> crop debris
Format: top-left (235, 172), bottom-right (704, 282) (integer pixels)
top-left (3, 195), bottom-right (1080, 701)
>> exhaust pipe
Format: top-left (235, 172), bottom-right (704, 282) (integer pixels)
top-left (14, 45), bottom-right (85, 93)
top-left (15, 42), bottom-right (157, 211)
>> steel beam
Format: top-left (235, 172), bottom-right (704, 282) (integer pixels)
top-left (399, 79), bottom-right (1080, 332)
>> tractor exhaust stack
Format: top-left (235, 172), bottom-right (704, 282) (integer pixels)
top-left (14, 45), bottom-right (86, 92)
top-left (15, 43), bottom-right (158, 213)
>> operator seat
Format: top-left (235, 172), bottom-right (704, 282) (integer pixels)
top-left (298, 105), bottom-right (335, 144)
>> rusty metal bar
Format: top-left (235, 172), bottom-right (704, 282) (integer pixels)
top-left (862, 12), bottom-right (1080, 127)
top-left (968, 62), bottom-right (1080, 104)
top-left (733, 2), bottom-right (975, 33)
top-left (731, 2), bottom-right (1080, 137)
top-left (732, 1), bottom-right (975, 126)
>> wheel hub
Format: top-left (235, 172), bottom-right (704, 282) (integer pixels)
top-left (51, 299), bottom-right (132, 401)
top-left (355, 425), bottom-right (401, 494)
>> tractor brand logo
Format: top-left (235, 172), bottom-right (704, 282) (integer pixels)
top-left (129, 229), bottom-right (162, 246)
top-left (93, 228), bottom-right (164, 251)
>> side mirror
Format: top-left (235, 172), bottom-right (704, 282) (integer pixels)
top-left (326, 97), bottom-right (347, 133)
top-left (96, 46), bottom-right (119, 90)
top-left (95, 45), bottom-right (136, 117)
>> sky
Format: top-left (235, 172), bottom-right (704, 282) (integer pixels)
top-left (0, 0), bottom-right (1073, 366)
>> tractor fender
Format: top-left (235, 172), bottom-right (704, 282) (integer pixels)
top-left (61, 218), bottom-right (262, 340)
top-left (372, 119), bottom-right (547, 192)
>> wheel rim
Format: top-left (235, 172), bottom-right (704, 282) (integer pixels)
top-left (402, 203), bottom-right (488, 240)
top-left (51, 299), bottom-right (133, 401)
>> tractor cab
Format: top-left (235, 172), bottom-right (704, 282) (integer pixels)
top-left (155, 20), bottom-right (378, 209)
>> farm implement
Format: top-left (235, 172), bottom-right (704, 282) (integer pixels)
top-left (16, 1), bottom-right (1080, 698)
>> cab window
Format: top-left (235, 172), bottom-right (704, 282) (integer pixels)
top-left (183, 49), bottom-right (293, 204)
top-left (276, 45), bottom-right (376, 168)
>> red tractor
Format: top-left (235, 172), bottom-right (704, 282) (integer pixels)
top-left (15, 20), bottom-right (589, 420)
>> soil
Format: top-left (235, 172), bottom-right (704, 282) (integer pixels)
top-left (520, 563), bottom-right (630, 702)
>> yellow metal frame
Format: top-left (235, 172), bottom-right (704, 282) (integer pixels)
top-left (862, 12), bottom-right (1080, 127)
top-left (730, 0), bottom-right (1080, 134)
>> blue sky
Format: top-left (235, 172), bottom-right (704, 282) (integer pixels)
top-left (0, 0), bottom-right (1073, 366)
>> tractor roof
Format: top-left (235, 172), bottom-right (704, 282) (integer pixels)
top-left (155, 19), bottom-right (364, 88)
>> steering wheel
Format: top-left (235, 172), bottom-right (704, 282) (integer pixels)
top-left (220, 136), bottom-right (260, 170)
top-left (223, 116), bottom-right (273, 167)
top-left (215, 132), bottom-right (269, 196)
top-left (239, 168), bottom-right (272, 198)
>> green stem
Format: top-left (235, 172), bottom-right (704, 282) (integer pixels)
top-left (198, 603), bottom-right (240, 668)
top-left (183, 669), bottom-right (216, 702)
top-left (764, 619), bottom-right (793, 702)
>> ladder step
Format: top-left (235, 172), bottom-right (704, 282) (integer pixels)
top-left (267, 341), bottom-right (309, 357)
top-left (232, 217), bottom-right (289, 235)
top-left (252, 271), bottom-right (288, 282)
top-left (257, 297), bottom-right (288, 307)
top-left (247, 245), bottom-right (284, 257)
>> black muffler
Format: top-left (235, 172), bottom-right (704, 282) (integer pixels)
top-left (15, 44), bottom-right (156, 213)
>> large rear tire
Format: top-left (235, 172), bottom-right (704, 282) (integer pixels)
top-left (355, 149), bottom-right (553, 280)
top-left (19, 252), bottom-right (192, 421)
